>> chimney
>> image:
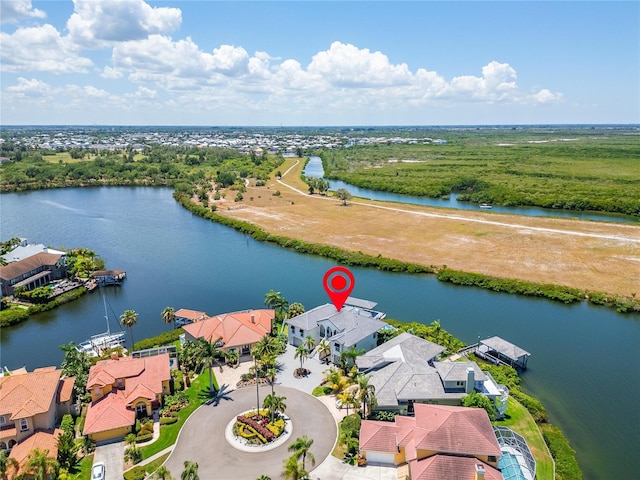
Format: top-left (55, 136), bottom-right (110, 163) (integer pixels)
top-left (111, 351), bottom-right (119, 361)
top-left (475, 464), bottom-right (486, 480)
top-left (466, 367), bottom-right (475, 394)
top-left (250, 314), bottom-right (255, 324)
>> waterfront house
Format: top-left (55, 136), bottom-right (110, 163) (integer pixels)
top-left (0, 367), bottom-right (75, 451)
top-left (83, 353), bottom-right (171, 443)
top-left (286, 297), bottom-right (387, 363)
top-left (0, 252), bottom-right (66, 296)
top-left (356, 333), bottom-right (508, 415)
top-left (5, 428), bottom-right (63, 480)
top-left (181, 309), bottom-right (274, 361)
top-left (359, 403), bottom-right (503, 479)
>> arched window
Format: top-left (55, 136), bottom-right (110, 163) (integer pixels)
top-left (319, 325), bottom-right (325, 337)
top-left (0, 441), bottom-right (7, 450)
top-left (8, 440), bottom-right (16, 449)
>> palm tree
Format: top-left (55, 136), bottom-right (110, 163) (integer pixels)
top-left (337, 389), bottom-right (355, 415)
top-left (294, 344), bottom-right (309, 374)
top-left (323, 366), bottom-right (349, 393)
top-left (154, 465), bottom-right (173, 480)
top-left (193, 337), bottom-right (222, 395)
top-left (252, 335), bottom-right (280, 360)
top-left (24, 448), bottom-right (59, 480)
top-left (264, 290), bottom-right (288, 321)
top-left (120, 309), bottom-right (138, 348)
top-left (430, 319), bottom-right (442, 342)
top-left (0, 450), bottom-right (19, 480)
top-left (263, 392), bottom-right (287, 422)
top-left (224, 349), bottom-right (239, 367)
top-left (288, 435), bottom-right (316, 470)
top-left (281, 455), bottom-right (307, 480)
top-left (303, 335), bottom-right (316, 354)
top-left (256, 476), bottom-right (271, 480)
top-left (266, 365), bottom-right (278, 396)
top-left (162, 306), bottom-right (176, 330)
top-left (356, 373), bottom-right (376, 419)
top-left (316, 339), bottom-right (331, 364)
top-left (337, 347), bottom-right (364, 370)
top-left (181, 460), bottom-right (199, 480)
top-left (287, 302), bottom-right (305, 319)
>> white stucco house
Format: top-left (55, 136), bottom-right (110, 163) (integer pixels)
top-left (286, 297), bottom-right (387, 363)
top-left (356, 332), bottom-right (509, 415)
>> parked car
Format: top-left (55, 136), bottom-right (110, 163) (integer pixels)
top-left (92, 461), bottom-right (105, 480)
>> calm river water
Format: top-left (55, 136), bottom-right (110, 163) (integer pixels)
top-left (1, 187), bottom-right (638, 479)
top-left (304, 156), bottom-right (639, 223)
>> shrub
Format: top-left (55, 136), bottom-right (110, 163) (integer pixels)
top-left (159, 415), bottom-right (178, 425)
top-left (541, 424), bottom-right (583, 480)
top-left (135, 433), bottom-right (153, 443)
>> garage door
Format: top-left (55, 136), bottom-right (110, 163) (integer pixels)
top-left (365, 451), bottom-right (396, 465)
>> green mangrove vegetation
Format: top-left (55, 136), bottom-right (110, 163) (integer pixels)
top-left (320, 128), bottom-right (640, 217)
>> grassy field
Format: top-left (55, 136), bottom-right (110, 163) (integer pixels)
top-left (214, 158), bottom-right (640, 299)
top-left (494, 397), bottom-right (555, 480)
top-left (322, 130), bottom-right (640, 216)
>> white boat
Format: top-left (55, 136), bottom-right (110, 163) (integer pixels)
top-left (77, 296), bottom-right (126, 357)
top-left (479, 203), bottom-right (493, 209)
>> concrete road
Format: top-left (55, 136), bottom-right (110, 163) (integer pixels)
top-left (93, 441), bottom-right (124, 480)
top-left (164, 385), bottom-right (337, 480)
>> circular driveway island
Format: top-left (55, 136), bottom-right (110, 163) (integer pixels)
top-left (163, 385), bottom-right (337, 479)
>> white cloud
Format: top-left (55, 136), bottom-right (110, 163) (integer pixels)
top-left (132, 86), bottom-right (157, 99)
top-left (0, 0), bottom-right (46, 24)
top-left (0, 24), bottom-right (93, 73)
top-left (101, 66), bottom-right (123, 79)
top-left (308, 41), bottom-right (412, 87)
top-left (531, 88), bottom-right (564, 103)
top-left (67, 0), bottom-right (181, 48)
top-left (6, 77), bottom-right (50, 97)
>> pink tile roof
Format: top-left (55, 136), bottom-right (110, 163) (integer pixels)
top-left (410, 455), bottom-right (503, 480)
top-left (84, 354), bottom-right (170, 435)
top-left (412, 404), bottom-right (502, 457)
top-left (361, 404), bottom-right (501, 461)
top-left (182, 309), bottom-right (274, 348)
top-left (0, 368), bottom-right (62, 420)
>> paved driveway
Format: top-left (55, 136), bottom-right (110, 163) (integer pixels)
top-left (93, 441), bottom-right (124, 480)
top-left (163, 385), bottom-right (337, 479)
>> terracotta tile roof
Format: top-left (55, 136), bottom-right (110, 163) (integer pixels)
top-left (183, 309), bottom-right (274, 348)
top-left (0, 368), bottom-right (62, 420)
top-left (410, 455), bottom-right (504, 480)
top-left (57, 377), bottom-right (75, 403)
top-left (8, 428), bottom-right (63, 479)
top-left (84, 354), bottom-right (170, 435)
top-left (83, 390), bottom-right (135, 435)
top-left (413, 404), bottom-right (502, 457)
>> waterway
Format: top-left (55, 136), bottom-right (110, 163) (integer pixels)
top-left (0, 187), bottom-right (638, 480)
top-left (304, 156), bottom-right (638, 223)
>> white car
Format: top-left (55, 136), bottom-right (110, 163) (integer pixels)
top-left (92, 462), bottom-right (105, 480)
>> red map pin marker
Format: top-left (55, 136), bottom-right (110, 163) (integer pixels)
top-left (323, 266), bottom-right (355, 312)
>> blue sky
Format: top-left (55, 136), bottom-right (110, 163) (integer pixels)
top-left (1, 0), bottom-right (638, 125)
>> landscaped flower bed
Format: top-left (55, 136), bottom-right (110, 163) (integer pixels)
top-left (236, 413), bottom-right (276, 442)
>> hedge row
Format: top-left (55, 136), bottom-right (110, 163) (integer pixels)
top-left (133, 328), bottom-right (184, 351)
top-left (540, 424), bottom-right (583, 480)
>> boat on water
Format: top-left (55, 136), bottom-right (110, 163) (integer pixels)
top-left (479, 203), bottom-right (493, 209)
top-left (77, 295), bottom-right (126, 357)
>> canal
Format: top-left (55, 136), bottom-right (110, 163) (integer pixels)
top-left (1, 187), bottom-right (638, 479)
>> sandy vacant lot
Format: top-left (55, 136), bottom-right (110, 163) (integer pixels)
top-left (215, 159), bottom-right (639, 298)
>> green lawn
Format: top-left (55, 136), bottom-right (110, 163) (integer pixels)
top-left (69, 454), bottom-right (93, 480)
top-left (123, 452), bottom-right (170, 480)
top-left (140, 369), bottom-right (217, 459)
top-left (493, 397), bottom-right (555, 480)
